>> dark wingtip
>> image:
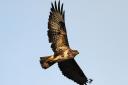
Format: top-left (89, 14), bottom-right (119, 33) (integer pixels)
top-left (50, 0), bottom-right (64, 15)
top-left (54, 1), bottom-right (57, 10)
top-left (61, 3), bottom-right (63, 14)
top-left (58, 0), bottom-right (60, 12)
top-left (88, 79), bottom-right (93, 84)
top-left (51, 2), bottom-right (54, 11)
top-left (63, 10), bottom-right (65, 20)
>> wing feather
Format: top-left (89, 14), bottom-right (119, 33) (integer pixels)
top-left (48, 1), bottom-right (69, 53)
top-left (58, 59), bottom-right (88, 85)
top-left (47, 1), bottom-right (91, 85)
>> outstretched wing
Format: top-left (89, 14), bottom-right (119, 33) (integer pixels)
top-left (48, 1), bottom-right (69, 53)
top-left (48, 1), bottom-right (90, 85)
top-left (58, 59), bottom-right (89, 85)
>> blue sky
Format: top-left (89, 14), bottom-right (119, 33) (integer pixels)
top-left (0, 0), bottom-right (128, 85)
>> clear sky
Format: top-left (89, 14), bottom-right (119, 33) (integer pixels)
top-left (0, 0), bottom-right (128, 85)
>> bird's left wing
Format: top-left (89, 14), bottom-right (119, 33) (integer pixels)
top-left (48, 1), bottom-right (69, 54)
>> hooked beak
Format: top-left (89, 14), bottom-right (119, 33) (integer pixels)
top-left (76, 51), bottom-right (79, 55)
top-left (73, 50), bottom-right (79, 56)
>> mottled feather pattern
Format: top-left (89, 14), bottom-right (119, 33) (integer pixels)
top-left (43, 1), bottom-right (90, 85)
top-left (48, 1), bottom-right (69, 53)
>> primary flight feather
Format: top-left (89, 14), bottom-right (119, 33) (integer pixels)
top-left (40, 1), bottom-right (91, 85)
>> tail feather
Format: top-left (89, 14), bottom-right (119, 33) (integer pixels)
top-left (40, 56), bottom-right (56, 69)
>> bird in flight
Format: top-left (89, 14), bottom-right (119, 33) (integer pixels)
top-left (40, 1), bottom-right (92, 85)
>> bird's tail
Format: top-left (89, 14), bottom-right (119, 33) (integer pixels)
top-left (40, 55), bottom-right (56, 69)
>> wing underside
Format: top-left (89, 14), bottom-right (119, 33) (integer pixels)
top-left (48, 1), bottom-right (89, 85)
top-left (58, 59), bottom-right (88, 85)
top-left (48, 1), bottom-right (69, 53)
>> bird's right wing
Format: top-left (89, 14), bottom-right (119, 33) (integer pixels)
top-left (58, 59), bottom-right (89, 85)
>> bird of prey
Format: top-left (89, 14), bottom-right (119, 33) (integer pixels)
top-left (40, 1), bottom-right (92, 85)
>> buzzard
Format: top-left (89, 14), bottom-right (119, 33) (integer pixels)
top-left (40, 1), bottom-right (92, 85)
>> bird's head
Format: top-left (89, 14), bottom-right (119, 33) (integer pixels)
top-left (68, 49), bottom-right (79, 59)
top-left (72, 50), bottom-right (79, 56)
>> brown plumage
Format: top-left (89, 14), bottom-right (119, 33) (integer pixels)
top-left (40, 1), bottom-right (91, 85)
